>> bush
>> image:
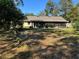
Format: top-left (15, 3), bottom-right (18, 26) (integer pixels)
top-left (73, 19), bottom-right (79, 31)
top-left (53, 29), bottom-right (63, 36)
top-left (62, 27), bottom-right (76, 34)
top-left (53, 28), bottom-right (76, 36)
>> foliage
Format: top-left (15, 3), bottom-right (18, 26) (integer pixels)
top-left (16, 37), bottom-right (22, 42)
top-left (73, 19), bottom-right (79, 30)
top-left (53, 28), bottom-right (76, 36)
top-left (14, 0), bottom-right (24, 5)
top-left (37, 11), bottom-right (46, 16)
top-left (62, 27), bottom-right (76, 34)
top-left (45, 0), bottom-right (59, 16)
top-left (60, 0), bottom-right (73, 16)
top-left (59, 0), bottom-right (79, 30)
top-left (65, 6), bottom-right (79, 22)
top-left (66, 5), bottom-right (79, 30)
top-left (25, 13), bottom-right (35, 16)
top-left (0, 0), bottom-right (24, 31)
top-left (16, 45), bottom-right (30, 53)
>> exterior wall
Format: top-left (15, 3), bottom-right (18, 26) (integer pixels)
top-left (66, 23), bottom-right (72, 28)
top-left (23, 21), bottom-right (33, 28)
top-left (22, 21), bottom-right (67, 29)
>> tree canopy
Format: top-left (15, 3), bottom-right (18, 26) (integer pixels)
top-left (25, 13), bottom-right (35, 16)
top-left (0, 0), bottom-right (24, 31)
top-left (43, 0), bottom-right (79, 30)
top-left (44, 0), bottom-right (59, 16)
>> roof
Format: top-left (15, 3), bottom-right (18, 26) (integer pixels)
top-left (24, 16), bottom-right (68, 22)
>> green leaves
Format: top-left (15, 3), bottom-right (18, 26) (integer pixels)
top-left (14, 0), bottom-right (24, 6)
top-left (73, 20), bottom-right (79, 30)
top-left (60, 0), bottom-right (73, 16)
top-left (45, 0), bottom-right (59, 16)
top-left (0, 0), bottom-right (24, 30)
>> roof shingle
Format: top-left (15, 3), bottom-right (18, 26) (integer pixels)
top-left (24, 16), bottom-right (68, 22)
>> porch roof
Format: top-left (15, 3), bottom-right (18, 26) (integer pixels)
top-left (24, 16), bottom-right (68, 23)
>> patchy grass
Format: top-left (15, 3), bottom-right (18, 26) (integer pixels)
top-left (0, 29), bottom-right (79, 59)
top-left (15, 45), bottom-right (30, 53)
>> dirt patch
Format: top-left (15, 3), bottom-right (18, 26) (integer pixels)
top-left (0, 32), bottom-right (79, 59)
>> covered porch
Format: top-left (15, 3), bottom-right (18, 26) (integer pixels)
top-left (31, 21), bottom-right (67, 28)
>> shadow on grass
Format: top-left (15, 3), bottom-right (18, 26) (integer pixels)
top-left (16, 32), bottom-right (45, 42)
top-left (27, 33), bottom-right (45, 40)
top-left (11, 51), bottom-right (32, 59)
top-left (54, 36), bottom-right (79, 59)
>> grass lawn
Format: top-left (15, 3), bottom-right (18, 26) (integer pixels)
top-left (0, 28), bottom-right (79, 59)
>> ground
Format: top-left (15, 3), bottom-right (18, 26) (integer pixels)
top-left (0, 29), bottom-right (79, 59)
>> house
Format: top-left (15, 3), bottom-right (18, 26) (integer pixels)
top-left (22, 16), bottom-right (68, 29)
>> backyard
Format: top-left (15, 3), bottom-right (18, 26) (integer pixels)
top-left (0, 28), bottom-right (79, 59)
top-left (0, 0), bottom-right (79, 59)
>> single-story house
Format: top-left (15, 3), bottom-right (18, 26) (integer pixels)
top-left (22, 16), bottom-right (69, 28)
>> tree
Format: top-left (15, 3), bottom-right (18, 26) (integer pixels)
top-left (25, 13), bottom-right (35, 16)
top-left (37, 11), bottom-right (45, 16)
top-left (0, 0), bottom-right (24, 31)
top-left (60, 0), bottom-right (73, 16)
top-left (14, 0), bottom-right (24, 5)
top-left (45, 0), bottom-right (58, 16)
top-left (65, 6), bottom-right (79, 22)
top-left (72, 4), bottom-right (79, 30)
top-left (74, 19), bottom-right (79, 30)
top-left (77, 3), bottom-right (79, 6)
top-left (76, 3), bottom-right (79, 15)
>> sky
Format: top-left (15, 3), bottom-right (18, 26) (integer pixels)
top-left (18, 0), bottom-right (79, 15)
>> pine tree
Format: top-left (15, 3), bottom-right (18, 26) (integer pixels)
top-left (60, 0), bottom-right (73, 16)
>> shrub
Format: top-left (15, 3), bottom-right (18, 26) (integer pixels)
top-left (53, 28), bottom-right (76, 36)
top-left (73, 19), bottom-right (79, 31)
top-left (16, 37), bottom-right (22, 43)
top-left (62, 27), bottom-right (76, 34)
